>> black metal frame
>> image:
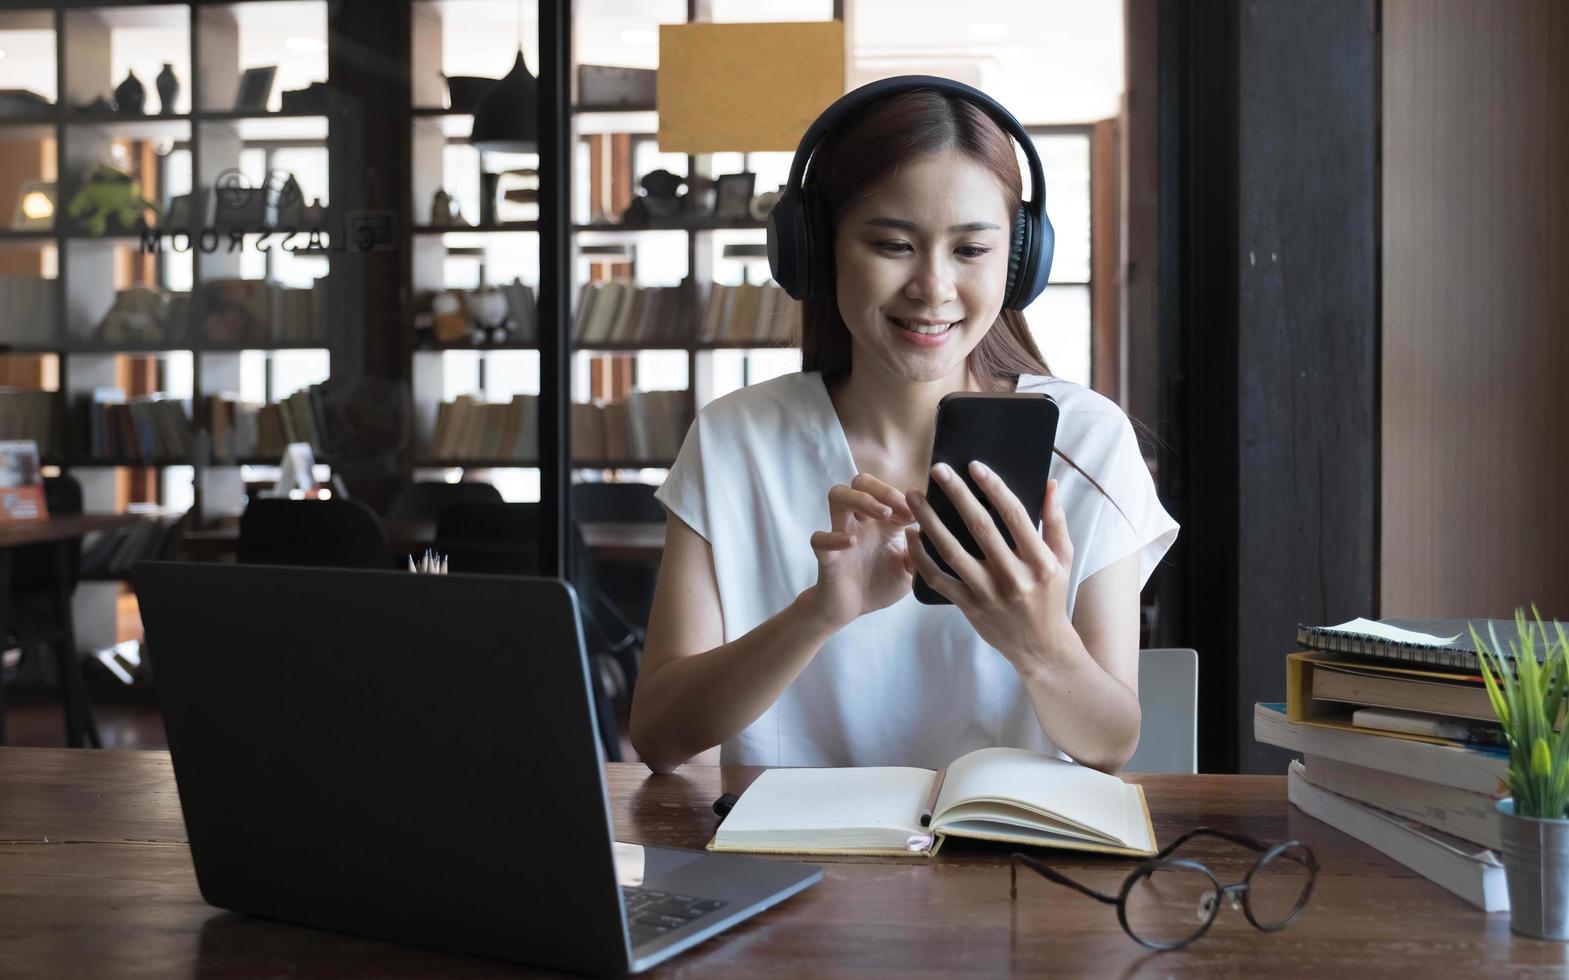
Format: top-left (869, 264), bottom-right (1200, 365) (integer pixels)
top-left (536, 0), bottom-right (573, 580)
top-left (1009, 827), bottom-right (1318, 951)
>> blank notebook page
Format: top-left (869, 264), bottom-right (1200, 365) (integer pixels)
top-left (721, 766), bottom-right (934, 837)
top-left (935, 747), bottom-right (1140, 847)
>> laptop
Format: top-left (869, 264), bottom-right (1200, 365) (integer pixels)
top-left (133, 561), bottom-right (821, 975)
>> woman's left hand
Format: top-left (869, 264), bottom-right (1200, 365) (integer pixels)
top-left (904, 462), bottom-right (1075, 676)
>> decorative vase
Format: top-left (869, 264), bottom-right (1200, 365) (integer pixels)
top-left (115, 70), bottom-right (145, 116)
top-left (155, 64), bottom-right (179, 116)
top-left (1497, 799), bottom-right (1569, 940)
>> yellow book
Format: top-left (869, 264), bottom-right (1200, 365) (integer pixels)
top-left (708, 747), bottom-right (1156, 860)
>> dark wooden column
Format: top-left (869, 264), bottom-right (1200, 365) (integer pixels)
top-left (1156, 0), bottom-right (1379, 772)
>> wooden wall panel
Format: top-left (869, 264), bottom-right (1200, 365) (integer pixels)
top-left (1382, 0), bottom-right (1569, 617)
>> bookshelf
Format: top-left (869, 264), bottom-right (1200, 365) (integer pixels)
top-left (406, 0), bottom-right (804, 486)
top-left (0, 2), bottom-right (333, 646)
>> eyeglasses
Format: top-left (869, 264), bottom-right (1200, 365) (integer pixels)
top-left (1009, 828), bottom-right (1318, 950)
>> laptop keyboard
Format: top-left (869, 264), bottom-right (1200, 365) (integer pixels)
top-left (622, 886), bottom-right (729, 945)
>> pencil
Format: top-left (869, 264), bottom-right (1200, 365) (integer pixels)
top-left (919, 766), bottom-right (948, 828)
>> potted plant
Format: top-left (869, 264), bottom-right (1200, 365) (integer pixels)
top-left (1475, 609), bottom-right (1569, 939)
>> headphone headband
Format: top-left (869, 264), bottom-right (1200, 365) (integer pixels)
top-left (781, 75), bottom-right (1047, 234)
top-left (768, 75), bottom-right (1054, 309)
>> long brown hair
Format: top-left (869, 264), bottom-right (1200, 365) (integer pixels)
top-left (794, 87), bottom-right (1127, 521)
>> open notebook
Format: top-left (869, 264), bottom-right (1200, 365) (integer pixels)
top-left (710, 747), bottom-right (1157, 859)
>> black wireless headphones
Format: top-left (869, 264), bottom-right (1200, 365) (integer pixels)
top-left (767, 75), bottom-right (1054, 310)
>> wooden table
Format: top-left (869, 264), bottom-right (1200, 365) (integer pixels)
top-left (0, 748), bottom-right (1562, 977)
top-left (180, 519), bottom-right (666, 563)
top-left (0, 514), bottom-right (145, 749)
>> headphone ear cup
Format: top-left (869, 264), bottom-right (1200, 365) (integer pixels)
top-left (1004, 204), bottom-right (1030, 309)
top-left (802, 184), bottom-right (834, 301)
top-left (766, 187), bottom-right (805, 299)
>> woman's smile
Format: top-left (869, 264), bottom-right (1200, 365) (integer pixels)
top-left (886, 314), bottom-right (963, 346)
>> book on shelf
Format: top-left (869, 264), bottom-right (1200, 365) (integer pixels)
top-left (0, 389), bottom-right (60, 457)
top-left (428, 389), bottom-right (690, 465)
top-left (77, 391), bottom-right (194, 462)
top-left (205, 385), bottom-right (328, 461)
top-left (0, 275), bottom-right (58, 345)
top-left (570, 278), bottom-right (787, 346)
top-left (80, 508), bottom-right (185, 578)
top-left (504, 279), bottom-right (538, 344)
top-left (1296, 616), bottom-right (1562, 671)
top-left (698, 282), bottom-right (796, 344)
top-left (1287, 762), bottom-right (1507, 911)
top-left (711, 747), bottom-right (1156, 859)
top-left (189, 277), bottom-right (330, 346)
top-left (431, 394), bottom-right (538, 462)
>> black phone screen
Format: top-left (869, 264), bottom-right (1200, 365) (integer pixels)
top-left (913, 392), bottom-right (1060, 605)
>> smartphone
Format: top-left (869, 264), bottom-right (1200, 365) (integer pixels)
top-left (913, 391), bottom-right (1059, 605)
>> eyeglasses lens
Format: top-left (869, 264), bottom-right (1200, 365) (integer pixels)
top-left (1122, 864), bottom-right (1217, 948)
top-left (1247, 843), bottom-right (1314, 928)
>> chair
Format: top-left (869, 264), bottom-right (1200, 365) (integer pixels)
top-left (1, 475), bottom-right (100, 747)
top-left (570, 483), bottom-right (663, 632)
top-left (387, 481), bottom-right (503, 523)
top-left (433, 502), bottom-right (639, 761)
top-left (1125, 647), bottom-right (1198, 774)
top-left (237, 498), bottom-right (396, 570)
top-left (570, 482), bottom-right (665, 523)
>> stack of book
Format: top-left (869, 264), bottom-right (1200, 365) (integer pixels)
top-left (1255, 617), bottom-right (1521, 911)
top-left (698, 282), bottom-right (795, 345)
top-left (0, 389), bottom-right (60, 457)
top-left (78, 389), bottom-right (195, 462)
top-left (205, 386), bottom-right (328, 461)
top-left (427, 389), bottom-right (690, 466)
top-left (0, 276), bottom-right (57, 344)
top-left (571, 279), bottom-right (701, 346)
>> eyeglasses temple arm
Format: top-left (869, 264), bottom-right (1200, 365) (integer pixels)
top-left (1010, 853), bottom-right (1119, 905)
top-left (1154, 826), bottom-right (1272, 860)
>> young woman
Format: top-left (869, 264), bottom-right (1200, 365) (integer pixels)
top-left (629, 80), bottom-right (1178, 775)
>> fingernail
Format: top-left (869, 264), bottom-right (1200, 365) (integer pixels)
top-left (933, 463), bottom-right (954, 482)
top-left (970, 460), bottom-right (990, 479)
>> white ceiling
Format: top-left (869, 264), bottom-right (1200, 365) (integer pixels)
top-left (0, 1), bottom-right (1121, 125)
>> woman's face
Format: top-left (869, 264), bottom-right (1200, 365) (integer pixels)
top-left (833, 146), bottom-right (1015, 384)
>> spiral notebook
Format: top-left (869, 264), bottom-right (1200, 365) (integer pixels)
top-left (1295, 617), bottom-right (1557, 672)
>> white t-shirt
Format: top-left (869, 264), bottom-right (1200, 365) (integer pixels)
top-left (654, 370), bottom-right (1179, 769)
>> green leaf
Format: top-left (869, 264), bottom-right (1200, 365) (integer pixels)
top-left (1474, 625), bottom-right (1510, 727)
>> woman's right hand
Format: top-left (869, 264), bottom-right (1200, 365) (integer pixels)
top-left (802, 474), bottom-right (917, 630)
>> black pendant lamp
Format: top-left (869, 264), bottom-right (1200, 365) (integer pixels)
top-left (470, 49), bottom-right (539, 153)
